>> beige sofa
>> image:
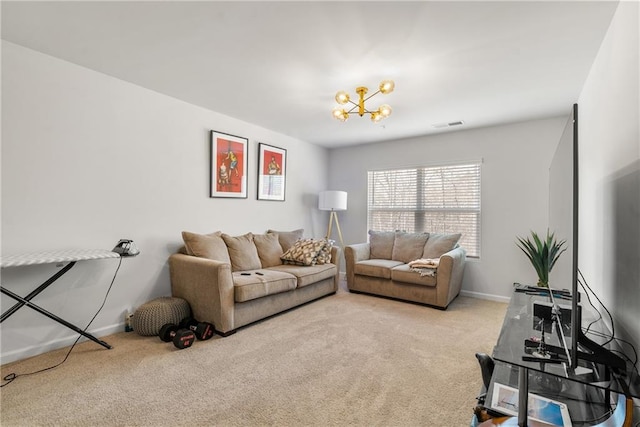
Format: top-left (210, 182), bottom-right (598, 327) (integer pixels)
top-left (169, 229), bottom-right (340, 336)
top-left (345, 231), bottom-right (466, 309)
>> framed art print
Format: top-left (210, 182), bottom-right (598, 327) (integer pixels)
top-left (257, 143), bottom-right (287, 201)
top-left (210, 130), bottom-right (248, 198)
top-left (491, 383), bottom-right (571, 426)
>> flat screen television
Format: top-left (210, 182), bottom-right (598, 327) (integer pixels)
top-left (548, 103), bottom-right (579, 367)
top-left (549, 104), bottom-right (626, 372)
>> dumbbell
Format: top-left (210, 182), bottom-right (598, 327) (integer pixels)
top-left (159, 323), bottom-right (195, 349)
top-left (179, 317), bottom-right (215, 341)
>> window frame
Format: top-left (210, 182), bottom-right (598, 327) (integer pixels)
top-left (367, 161), bottom-right (482, 258)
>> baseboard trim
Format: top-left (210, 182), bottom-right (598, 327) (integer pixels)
top-left (0, 322), bottom-right (126, 366)
top-left (460, 290), bottom-right (510, 304)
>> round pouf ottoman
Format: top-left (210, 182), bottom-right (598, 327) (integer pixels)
top-left (132, 296), bottom-right (191, 336)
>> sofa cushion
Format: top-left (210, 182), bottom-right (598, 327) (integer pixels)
top-left (253, 233), bottom-right (284, 268)
top-left (232, 270), bottom-right (297, 303)
top-left (391, 264), bottom-right (437, 287)
top-left (422, 233), bottom-right (462, 259)
top-left (269, 263), bottom-right (337, 288)
top-left (181, 231), bottom-right (231, 264)
top-left (368, 230), bottom-right (396, 259)
top-left (267, 228), bottom-right (304, 252)
top-left (281, 238), bottom-right (331, 266)
top-left (221, 233), bottom-right (262, 272)
top-left (354, 259), bottom-right (404, 279)
top-left (392, 232), bottom-right (430, 263)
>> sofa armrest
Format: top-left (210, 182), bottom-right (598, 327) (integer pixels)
top-left (169, 253), bottom-right (235, 334)
top-left (344, 243), bottom-right (371, 287)
top-left (435, 246), bottom-right (467, 307)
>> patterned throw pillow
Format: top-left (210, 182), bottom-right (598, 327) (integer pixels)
top-left (280, 238), bottom-right (332, 266)
top-left (315, 239), bottom-right (334, 265)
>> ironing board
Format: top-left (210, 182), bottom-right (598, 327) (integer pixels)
top-left (1, 249), bottom-right (122, 350)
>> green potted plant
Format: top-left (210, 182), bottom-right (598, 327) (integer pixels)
top-left (516, 230), bottom-right (566, 288)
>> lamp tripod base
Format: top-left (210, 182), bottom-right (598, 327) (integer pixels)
top-left (326, 211), bottom-right (345, 248)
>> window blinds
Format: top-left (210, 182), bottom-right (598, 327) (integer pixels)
top-left (367, 162), bottom-right (481, 257)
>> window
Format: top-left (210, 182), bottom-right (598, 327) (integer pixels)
top-left (367, 162), bottom-right (481, 257)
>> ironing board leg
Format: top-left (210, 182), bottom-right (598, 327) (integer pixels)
top-left (0, 287), bottom-right (112, 350)
top-left (1, 261), bottom-right (76, 323)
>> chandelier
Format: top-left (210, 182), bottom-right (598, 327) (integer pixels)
top-left (332, 80), bottom-right (395, 123)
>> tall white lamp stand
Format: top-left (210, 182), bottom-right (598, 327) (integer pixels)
top-left (319, 190), bottom-right (347, 248)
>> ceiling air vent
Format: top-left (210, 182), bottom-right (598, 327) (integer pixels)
top-left (431, 120), bottom-right (464, 129)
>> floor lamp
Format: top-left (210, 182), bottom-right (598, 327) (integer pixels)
top-left (319, 190), bottom-right (347, 248)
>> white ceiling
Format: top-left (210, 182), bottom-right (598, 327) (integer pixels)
top-left (1, 1), bottom-right (619, 148)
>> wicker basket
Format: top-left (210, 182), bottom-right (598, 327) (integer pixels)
top-left (132, 296), bottom-right (191, 336)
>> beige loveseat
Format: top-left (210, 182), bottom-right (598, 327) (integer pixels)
top-left (169, 229), bottom-right (340, 336)
top-left (345, 231), bottom-right (466, 309)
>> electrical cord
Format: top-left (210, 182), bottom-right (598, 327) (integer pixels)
top-left (586, 330), bottom-right (638, 368)
top-left (1, 256), bottom-right (123, 387)
top-left (578, 268), bottom-right (640, 370)
top-left (577, 276), bottom-right (602, 335)
top-left (577, 268), bottom-right (640, 425)
top-left (578, 268), bottom-right (616, 346)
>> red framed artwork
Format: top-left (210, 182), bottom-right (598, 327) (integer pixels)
top-left (210, 130), bottom-right (248, 198)
top-left (257, 143), bottom-right (287, 201)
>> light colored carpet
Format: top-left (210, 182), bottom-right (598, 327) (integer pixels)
top-left (0, 289), bottom-right (506, 426)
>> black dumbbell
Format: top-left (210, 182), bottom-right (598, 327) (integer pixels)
top-left (159, 323), bottom-right (195, 349)
top-left (179, 317), bottom-right (215, 341)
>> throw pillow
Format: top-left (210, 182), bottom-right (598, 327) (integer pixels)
top-left (315, 239), bottom-right (334, 265)
top-left (253, 233), bottom-right (284, 268)
top-left (391, 232), bottom-right (430, 263)
top-left (181, 231), bottom-right (231, 264)
top-left (368, 230), bottom-right (396, 259)
top-left (221, 232), bottom-right (262, 271)
top-left (281, 238), bottom-right (330, 266)
top-left (422, 233), bottom-right (462, 259)
top-left (267, 228), bottom-right (304, 251)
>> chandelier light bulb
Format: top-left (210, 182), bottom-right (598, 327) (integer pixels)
top-left (371, 112), bottom-right (382, 123)
top-left (379, 104), bottom-right (392, 117)
top-left (332, 107), bottom-right (349, 122)
top-left (335, 91), bottom-right (350, 105)
top-left (379, 80), bottom-right (395, 94)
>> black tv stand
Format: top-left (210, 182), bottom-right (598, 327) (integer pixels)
top-left (483, 290), bottom-right (640, 426)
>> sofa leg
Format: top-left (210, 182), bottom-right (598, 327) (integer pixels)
top-left (216, 329), bottom-right (237, 337)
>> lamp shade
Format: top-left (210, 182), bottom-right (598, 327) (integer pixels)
top-left (318, 191), bottom-right (348, 211)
